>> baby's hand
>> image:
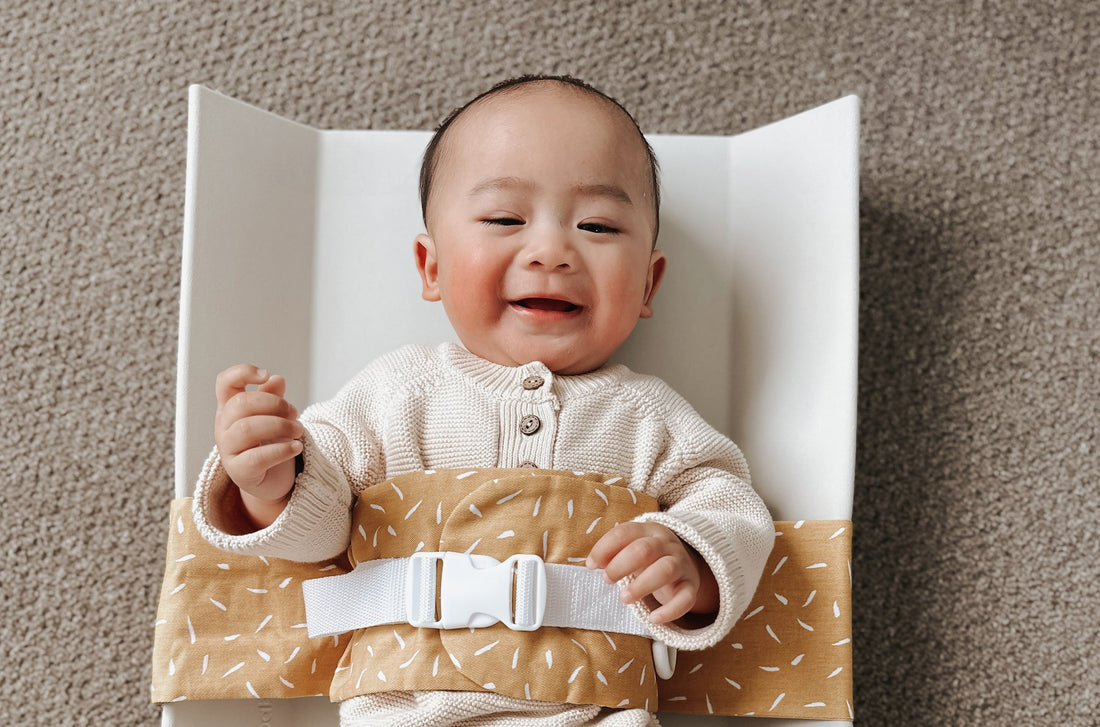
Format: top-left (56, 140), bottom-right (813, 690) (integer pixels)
top-left (214, 364), bottom-right (304, 522)
top-left (586, 521), bottom-right (718, 625)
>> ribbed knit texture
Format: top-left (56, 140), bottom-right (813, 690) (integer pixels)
top-left (193, 342), bottom-right (774, 722)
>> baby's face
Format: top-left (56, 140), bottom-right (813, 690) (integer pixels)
top-left (415, 83), bottom-right (664, 375)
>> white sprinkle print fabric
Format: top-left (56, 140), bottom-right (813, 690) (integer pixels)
top-left (151, 499), bottom-right (350, 702)
top-left (152, 469), bottom-right (852, 719)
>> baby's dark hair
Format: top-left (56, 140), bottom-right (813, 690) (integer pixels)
top-left (418, 74), bottom-right (661, 241)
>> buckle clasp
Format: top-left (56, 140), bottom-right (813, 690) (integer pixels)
top-left (406, 551), bottom-right (546, 631)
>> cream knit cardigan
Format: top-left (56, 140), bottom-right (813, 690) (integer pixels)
top-left (194, 343), bottom-right (774, 725)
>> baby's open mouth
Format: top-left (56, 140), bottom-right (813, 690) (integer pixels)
top-left (513, 298), bottom-right (580, 313)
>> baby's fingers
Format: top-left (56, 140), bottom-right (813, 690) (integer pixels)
top-left (589, 522), bottom-right (684, 585)
top-left (618, 554), bottom-right (684, 601)
top-left (586, 521), bottom-right (652, 572)
top-left (218, 391), bottom-right (299, 433)
top-left (220, 415), bottom-right (304, 457)
top-left (216, 364), bottom-right (271, 407)
top-left (225, 440), bottom-right (303, 493)
top-left (257, 374), bottom-right (287, 398)
top-left (646, 582), bottom-right (696, 625)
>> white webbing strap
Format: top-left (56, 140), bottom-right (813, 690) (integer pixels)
top-left (303, 559), bottom-right (408, 639)
top-left (302, 552), bottom-right (650, 639)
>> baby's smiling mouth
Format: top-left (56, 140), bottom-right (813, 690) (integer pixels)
top-left (513, 298), bottom-right (581, 313)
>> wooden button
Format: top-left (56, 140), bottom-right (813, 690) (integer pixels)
top-left (522, 375), bottom-right (545, 390)
top-left (519, 415), bottom-right (541, 435)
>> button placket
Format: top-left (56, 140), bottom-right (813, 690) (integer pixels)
top-left (499, 369), bottom-right (556, 469)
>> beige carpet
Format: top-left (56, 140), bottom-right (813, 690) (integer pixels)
top-left (2, 1), bottom-right (1096, 724)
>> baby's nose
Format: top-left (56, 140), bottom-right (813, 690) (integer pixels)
top-left (523, 227), bottom-right (574, 270)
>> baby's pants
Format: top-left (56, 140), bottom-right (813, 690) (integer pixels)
top-left (339, 691), bottom-right (660, 726)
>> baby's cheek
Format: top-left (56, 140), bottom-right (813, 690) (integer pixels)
top-left (440, 279), bottom-right (492, 322)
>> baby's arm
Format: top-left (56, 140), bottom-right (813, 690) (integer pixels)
top-left (586, 522), bottom-right (718, 625)
top-left (196, 349), bottom-right (415, 561)
top-left (212, 364), bottom-right (304, 532)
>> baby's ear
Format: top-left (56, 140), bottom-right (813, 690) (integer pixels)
top-left (640, 249), bottom-right (666, 319)
top-left (415, 234), bottom-right (441, 302)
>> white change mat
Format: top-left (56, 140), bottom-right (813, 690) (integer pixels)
top-left (166, 85), bottom-right (858, 727)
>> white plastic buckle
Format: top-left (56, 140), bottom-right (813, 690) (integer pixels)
top-left (652, 641), bottom-right (678, 679)
top-left (406, 551), bottom-right (547, 631)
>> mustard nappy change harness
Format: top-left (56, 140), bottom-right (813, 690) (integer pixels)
top-left (152, 468), bottom-right (853, 719)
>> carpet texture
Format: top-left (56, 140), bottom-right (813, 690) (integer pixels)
top-left (2, 1), bottom-right (1096, 724)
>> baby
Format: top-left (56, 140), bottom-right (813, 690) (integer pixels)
top-left (194, 75), bottom-right (774, 726)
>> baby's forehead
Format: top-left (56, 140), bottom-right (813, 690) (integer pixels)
top-left (443, 85), bottom-right (652, 178)
top-left (424, 80), bottom-right (660, 238)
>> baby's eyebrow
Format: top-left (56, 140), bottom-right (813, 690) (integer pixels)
top-left (468, 176), bottom-right (634, 206)
top-left (572, 183), bottom-right (634, 206)
top-left (468, 176), bottom-right (534, 197)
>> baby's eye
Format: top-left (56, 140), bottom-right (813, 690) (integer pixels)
top-left (578, 222), bottom-right (619, 234)
top-left (482, 217), bottom-right (524, 227)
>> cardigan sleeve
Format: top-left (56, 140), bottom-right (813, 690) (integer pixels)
top-left (633, 466), bottom-right (774, 651)
top-left (625, 382), bottom-right (775, 651)
top-left (190, 349), bottom-right (417, 561)
top-left (191, 429), bottom-right (355, 561)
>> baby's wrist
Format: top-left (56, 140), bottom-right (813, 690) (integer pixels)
top-left (237, 487), bottom-right (293, 532)
top-left (687, 544), bottom-right (720, 616)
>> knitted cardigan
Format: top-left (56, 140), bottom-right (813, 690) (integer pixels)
top-left (193, 342), bottom-right (774, 724)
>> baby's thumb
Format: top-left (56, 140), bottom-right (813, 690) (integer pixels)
top-left (257, 373), bottom-right (288, 398)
